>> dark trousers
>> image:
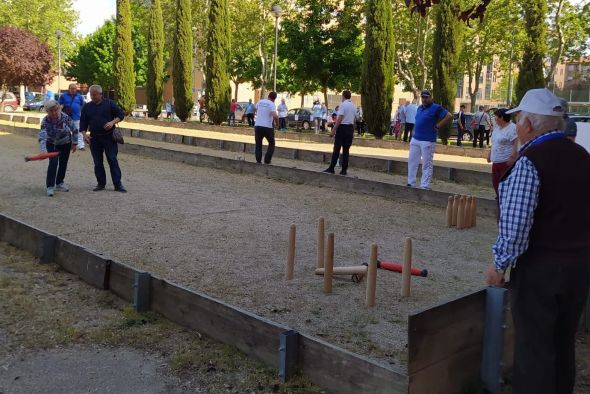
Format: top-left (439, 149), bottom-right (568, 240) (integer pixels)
top-left (328, 124), bottom-right (354, 172)
top-left (46, 142), bottom-right (71, 188)
top-left (484, 128), bottom-right (490, 146)
top-left (228, 111), bottom-right (235, 126)
top-left (279, 117), bottom-right (287, 130)
top-left (90, 134), bottom-right (122, 187)
top-left (473, 125), bottom-right (486, 148)
top-left (247, 113), bottom-right (254, 127)
top-left (254, 126), bottom-right (275, 164)
top-left (355, 121), bottom-right (364, 136)
top-left (457, 127), bottom-right (464, 146)
top-left (510, 257), bottom-right (589, 394)
top-left (403, 123), bottom-right (414, 142)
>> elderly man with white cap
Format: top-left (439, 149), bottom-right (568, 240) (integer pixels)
top-left (485, 88), bottom-right (590, 394)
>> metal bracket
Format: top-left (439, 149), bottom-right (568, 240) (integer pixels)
top-left (386, 160), bottom-right (393, 174)
top-left (584, 288), bottom-right (590, 329)
top-left (133, 271), bottom-right (151, 312)
top-left (278, 329), bottom-right (299, 383)
top-left (481, 286), bottom-right (508, 394)
top-left (38, 235), bottom-right (56, 264)
top-left (447, 167), bottom-right (456, 181)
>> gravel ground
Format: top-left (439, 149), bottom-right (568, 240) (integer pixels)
top-left (0, 131), bottom-right (498, 368)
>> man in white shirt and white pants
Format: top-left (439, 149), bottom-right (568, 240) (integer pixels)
top-left (254, 92), bottom-right (279, 164)
top-left (323, 90), bottom-right (356, 176)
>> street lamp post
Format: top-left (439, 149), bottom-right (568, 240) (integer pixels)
top-left (270, 5), bottom-right (282, 92)
top-left (55, 30), bottom-right (64, 96)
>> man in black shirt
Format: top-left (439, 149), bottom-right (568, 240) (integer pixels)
top-left (80, 85), bottom-right (127, 192)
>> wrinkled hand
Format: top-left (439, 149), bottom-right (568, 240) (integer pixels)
top-left (71, 144), bottom-right (77, 153)
top-left (83, 133), bottom-right (91, 144)
top-left (485, 264), bottom-right (505, 287)
top-left (104, 121), bottom-right (115, 130)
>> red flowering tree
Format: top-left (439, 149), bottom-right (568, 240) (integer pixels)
top-left (0, 26), bottom-right (54, 110)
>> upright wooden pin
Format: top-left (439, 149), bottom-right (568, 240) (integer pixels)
top-left (446, 196), bottom-right (453, 227)
top-left (464, 196), bottom-right (472, 228)
top-left (471, 196), bottom-right (477, 227)
top-left (323, 233), bottom-right (334, 293)
top-left (366, 244), bottom-right (378, 307)
top-left (286, 224), bottom-right (296, 280)
top-left (317, 217), bottom-right (325, 269)
top-left (401, 238), bottom-right (412, 297)
top-left (451, 195), bottom-right (459, 226)
top-left (457, 196), bottom-right (466, 229)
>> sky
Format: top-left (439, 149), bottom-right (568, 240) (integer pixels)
top-left (73, 0), bottom-right (116, 36)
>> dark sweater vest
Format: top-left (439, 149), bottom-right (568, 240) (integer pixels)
top-left (507, 137), bottom-right (590, 263)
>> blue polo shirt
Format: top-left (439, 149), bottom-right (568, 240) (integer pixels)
top-left (414, 103), bottom-right (448, 142)
top-left (58, 93), bottom-right (85, 120)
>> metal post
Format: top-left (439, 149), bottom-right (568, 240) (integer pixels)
top-left (56, 30), bottom-right (63, 96)
top-left (481, 286), bottom-right (509, 394)
top-left (273, 17), bottom-right (279, 92)
top-left (133, 272), bottom-right (151, 312)
top-left (506, 29), bottom-right (515, 106)
top-left (278, 330), bottom-right (299, 383)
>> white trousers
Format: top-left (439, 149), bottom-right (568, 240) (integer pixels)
top-left (407, 138), bottom-right (436, 189)
top-left (72, 120), bottom-right (84, 149)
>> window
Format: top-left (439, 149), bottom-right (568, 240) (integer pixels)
top-left (456, 78), bottom-right (463, 98)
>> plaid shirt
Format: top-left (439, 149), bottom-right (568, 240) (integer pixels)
top-left (492, 131), bottom-right (563, 270)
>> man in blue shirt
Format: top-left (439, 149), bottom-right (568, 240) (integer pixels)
top-left (406, 90), bottom-right (452, 189)
top-left (59, 83), bottom-right (85, 150)
top-left (80, 85), bottom-right (127, 192)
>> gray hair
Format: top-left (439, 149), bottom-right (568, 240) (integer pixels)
top-left (89, 85), bottom-right (102, 93)
top-left (44, 99), bottom-right (59, 111)
top-left (518, 111), bottom-right (565, 133)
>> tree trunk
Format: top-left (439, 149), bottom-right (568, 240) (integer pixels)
top-left (546, 0), bottom-right (565, 84)
top-left (300, 93), bottom-right (305, 107)
top-left (322, 86), bottom-right (328, 107)
top-left (234, 81), bottom-right (239, 101)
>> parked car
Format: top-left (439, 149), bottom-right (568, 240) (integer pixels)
top-left (24, 91), bottom-right (43, 103)
top-left (570, 115), bottom-right (590, 123)
top-left (0, 91), bottom-right (18, 112)
top-left (449, 112), bottom-right (474, 142)
top-left (23, 96), bottom-right (46, 112)
top-left (236, 102), bottom-right (249, 123)
top-left (286, 108), bottom-right (314, 130)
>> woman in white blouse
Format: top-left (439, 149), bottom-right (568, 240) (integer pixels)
top-left (487, 108), bottom-right (518, 200)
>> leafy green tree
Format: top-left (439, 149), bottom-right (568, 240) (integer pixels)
top-left (0, 0), bottom-right (79, 61)
top-left (114, 0), bottom-right (136, 113)
top-left (361, 0), bottom-right (395, 139)
top-left (515, 0), bottom-right (547, 102)
top-left (205, 0), bottom-right (231, 124)
top-left (172, 0), bottom-right (194, 122)
top-left (393, 0), bottom-right (434, 100)
top-left (66, 19), bottom-right (148, 91)
top-left (66, 21), bottom-right (117, 90)
top-left (147, 0), bottom-right (165, 118)
top-left (432, 0), bottom-right (463, 144)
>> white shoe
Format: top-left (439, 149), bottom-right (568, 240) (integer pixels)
top-left (55, 183), bottom-right (69, 192)
top-left (46, 187), bottom-right (54, 197)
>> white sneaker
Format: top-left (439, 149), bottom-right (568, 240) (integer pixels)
top-left (55, 183), bottom-right (69, 192)
top-left (46, 187), bottom-right (54, 197)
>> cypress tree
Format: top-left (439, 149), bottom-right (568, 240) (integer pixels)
top-left (173, 0), bottom-right (194, 122)
top-left (206, 0), bottom-right (231, 125)
top-left (432, 0), bottom-right (463, 145)
top-left (515, 0), bottom-right (547, 102)
top-left (147, 0), bottom-right (164, 119)
top-left (361, 0), bottom-right (395, 139)
top-left (113, 0), bottom-right (136, 114)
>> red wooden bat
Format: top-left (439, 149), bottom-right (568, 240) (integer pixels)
top-left (24, 152), bottom-right (60, 162)
top-left (377, 260), bottom-right (428, 277)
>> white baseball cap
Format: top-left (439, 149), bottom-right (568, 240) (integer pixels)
top-left (506, 88), bottom-right (565, 117)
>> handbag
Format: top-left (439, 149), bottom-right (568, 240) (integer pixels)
top-left (112, 127), bottom-right (124, 144)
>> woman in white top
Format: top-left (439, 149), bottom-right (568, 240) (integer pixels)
top-left (312, 101), bottom-right (322, 134)
top-left (487, 108), bottom-right (518, 200)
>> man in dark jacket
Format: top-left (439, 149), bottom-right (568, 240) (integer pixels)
top-left (486, 88), bottom-right (590, 394)
top-left (80, 85), bottom-right (127, 192)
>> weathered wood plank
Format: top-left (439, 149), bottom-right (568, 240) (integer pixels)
top-left (408, 289), bottom-right (486, 376)
top-left (53, 238), bottom-right (110, 289)
top-left (149, 277), bottom-right (289, 367)
top-left (109, 260), bottom-right (137, 302)
top-left (0, 213), bottom-right (56, 261)
top-left (298, 334), bottom-right (408, 394)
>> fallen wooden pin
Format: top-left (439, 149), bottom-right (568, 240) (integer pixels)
top-left (377, 260), bottom-right (428, 277)
top-left (315, 265), bottom-right (368, 283)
